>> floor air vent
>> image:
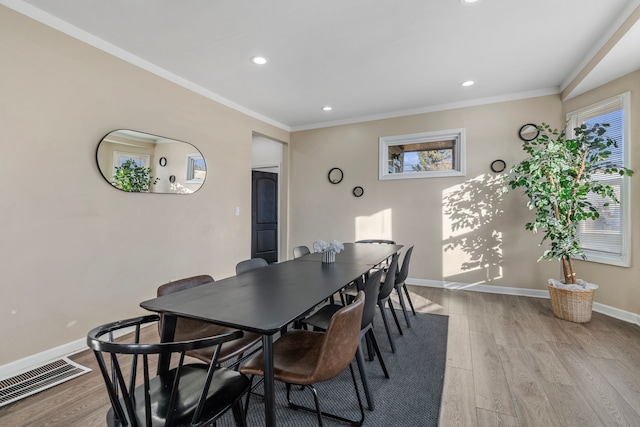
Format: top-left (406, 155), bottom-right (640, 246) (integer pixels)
top-left (0, 358), bottom-right (91, 407)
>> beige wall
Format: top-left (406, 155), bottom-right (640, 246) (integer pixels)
top-left (0, 7), bottom-right (288, 365)
top-left (290, 85), bottom-right (638, 314)
top-left (562, 70), bottom-right (640, 313)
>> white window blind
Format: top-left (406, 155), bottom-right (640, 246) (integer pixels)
top-left (567, 92), bottom-right (630, 266)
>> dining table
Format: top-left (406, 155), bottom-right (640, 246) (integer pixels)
top-left (140, 242), bottom-right (402, 426)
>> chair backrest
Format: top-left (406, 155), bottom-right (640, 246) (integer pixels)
top-left (293, 245), bottom-right (311, 259)
top-left (355, 239), bottom-right (396, 244)
top-left (235, 258), bottom-right (268, 275)
top-left (312, 291), bottom-right (365, 383)
top-left (156, 275), bottom-right (216, 341)
top-left (360, 269), bottom-right (384, 329)
top-left (378, 252), bottom-right (399, 300)
top-left (395, 246), bottom-right (414, 285)
top-left (157, 274), bottom-right (213, 297)
top-left (87, 314), bottom-right (245, 427)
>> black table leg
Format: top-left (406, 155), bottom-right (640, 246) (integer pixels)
top-left (263, 334), bottom-right (276, 427)
top-left (157, 314), bottom-right (176, 375)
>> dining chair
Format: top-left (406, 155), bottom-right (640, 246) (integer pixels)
top-left (301, 268), bottom-right (388, 411)
top-left (394, 246), bottom-right (416, 328)
top-left (240, 292), bottom-right (366, 426)
top-left (293, 245), bottom-right (311, 258)
top-left (235, 258), bottom-right (268, 274)
top-left (355, 239), bottom-right (396, 244)
top-left (343, 252), bottom-right (401, 352)
top-left (87, 314), bottom-right (250, 427)
top-left (355, 239), bottom-right (396, 269)
top-left (157, 275), bottom-right (262, 365)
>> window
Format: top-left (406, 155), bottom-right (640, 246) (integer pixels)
top-left (186, 154), bottom-right (206, 183)
top-left (567, 92), bottom-right (631, 266)
top-left (379, 129), bottom-right (465, 180)
top-left (113, 151), bottom-right (150, 170)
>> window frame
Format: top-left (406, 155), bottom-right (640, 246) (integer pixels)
top-left (379, 128), bottom-right (466, 180)
top-left (185, 154), bottom-right (206, 184)
top-left (567, 92), bottom-right (631, 267)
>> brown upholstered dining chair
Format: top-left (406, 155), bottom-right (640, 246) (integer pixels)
top-left (157, 275), bottom-right (262, 365)
top-left (302, 268), bottom-right (388, 411)
top-left (240, 292), bottom-right (367, 426)
top-left (87, 314), bottom-right (250, 427)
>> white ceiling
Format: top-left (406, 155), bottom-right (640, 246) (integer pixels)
top-left (5, 0), bottom-right (640, 131)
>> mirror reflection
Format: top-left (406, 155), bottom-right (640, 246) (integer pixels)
top-left (96, 130), bottom-right (206, 194)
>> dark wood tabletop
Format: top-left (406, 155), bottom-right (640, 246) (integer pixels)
top-left (297, 242), bottom-right (403, 265)
top-left (140, 259), bottom-right (371, 334)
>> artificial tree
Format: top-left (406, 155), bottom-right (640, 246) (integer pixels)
top-left (508, 122), bottom-right (633, 285)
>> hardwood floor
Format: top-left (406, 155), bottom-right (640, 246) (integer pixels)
top-left (408, 286), bottom-right (640, 427)
top-left (2, 286), bottom-right (640, 426)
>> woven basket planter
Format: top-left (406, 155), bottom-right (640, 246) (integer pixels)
top-left (548, 284), bottom-right (595, 323)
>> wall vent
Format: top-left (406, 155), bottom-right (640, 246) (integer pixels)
top-left (0, 358), bottom-right (90, 407)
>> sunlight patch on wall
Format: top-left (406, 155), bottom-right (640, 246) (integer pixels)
top-left (441, 173), bottom-right (504, 282)
top-left (355, 209), bottom-right (393, 241)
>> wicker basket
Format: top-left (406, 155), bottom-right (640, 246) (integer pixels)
top-left (547, 284), bottom-right (595, 323)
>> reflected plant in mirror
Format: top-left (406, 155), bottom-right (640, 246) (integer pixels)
top-left (112, 159), bottom-right (158, 192)
top-left (97, 130), bottom-right (206, 194)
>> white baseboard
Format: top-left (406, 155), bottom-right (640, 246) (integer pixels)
top-left (0, 324), bottom-right (143, 381)
top-left (407, 277), bottom-right (640, 326)
top-left (0, 337), bottom-right (87, 381)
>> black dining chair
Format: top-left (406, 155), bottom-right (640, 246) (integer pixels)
top-left (157, 275), bottom-right (262, 365)
top-left (87, 314), bottom-right (250, 427)
top-left (342, 252), bottom-right (401, 353)
top-left (302, 268), bottom-right (388, 411)
top-left (241, 292), bottom-right (366, 426)
top-left (394, 246), bottom-right (416, 328)
top-left (355, 239), bottom-right (396, 269)
top-left (235, 258), bottom-right (268, 275)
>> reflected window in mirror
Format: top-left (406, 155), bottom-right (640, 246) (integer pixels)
top-left (379, 129), bottom-right (466, 180)
top-left (186, 154), bottom-right (206, 183)
top-left (97, 130), bottom-right (206, 194)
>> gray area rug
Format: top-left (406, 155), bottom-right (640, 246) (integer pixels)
top-left (218, 310), bottom-right (449, 426)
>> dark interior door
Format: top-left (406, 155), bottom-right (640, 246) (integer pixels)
top-left (251, 170), bottom-right (278, 263)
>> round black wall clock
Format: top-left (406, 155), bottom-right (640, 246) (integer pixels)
top-left (490, 159), bottom-right (506, 173)
top-left (328, 167), bottom-right (344, 184)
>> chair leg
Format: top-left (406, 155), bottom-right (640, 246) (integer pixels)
top-left (367, 329), bottom-right (389, 379)
top-left (395, 285), bottom-right (412, 328)
top-left (243, 375), bottom-right (254, 420)
top-left (231, 398), bottom-right (247, 427)
top-left (355, 342), bottom-right (374, 410)
top-left (364, 332), bottom-right (374, 361)
top-left (387, 299), bottom-right (403, 335)
top-left (377, 301), bottom-right (396, 352)
top-left (403, 283), bottom-right (417, 315)
top-left (286, 364), bottom-right (365, 426)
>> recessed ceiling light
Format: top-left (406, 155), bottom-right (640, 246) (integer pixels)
top-left (251, 56), bottom-right (267, 65)
top-left (322, 106), bottom-right (333, 111)
top-left (462, 80), bottom-right (475, 87)
top-left (460, 0), bottom-right (480, 4)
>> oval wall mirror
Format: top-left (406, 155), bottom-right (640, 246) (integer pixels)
top-left (96, 130), bottom-right (206, 194)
